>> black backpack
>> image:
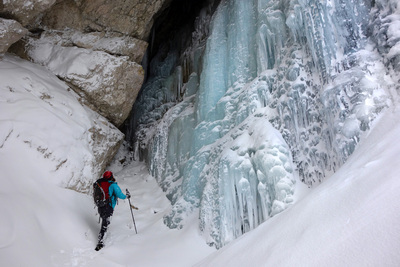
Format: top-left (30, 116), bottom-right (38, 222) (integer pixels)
top-left (93, 178), bottom-right (112, 207)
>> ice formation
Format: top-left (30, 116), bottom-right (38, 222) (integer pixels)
top-left (128, 0), bottom-right (397, 247)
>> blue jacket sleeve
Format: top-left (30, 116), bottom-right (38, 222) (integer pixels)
top-left (109, 183), bottom-right (126, 208)
top-left (110, 183), bottom-right (127, 200)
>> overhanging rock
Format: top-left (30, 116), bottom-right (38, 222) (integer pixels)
top-left (24, 33), bottom-right (144, 127)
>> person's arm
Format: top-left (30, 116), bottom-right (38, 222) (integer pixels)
top-left (111, 183), bottom-right (127, 200)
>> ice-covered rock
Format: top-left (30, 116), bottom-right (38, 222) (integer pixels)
top-left (25, 33), bottom-right (144, 127)
top-left (0, 54), bottom-right (124, 192)
top-left (0, 18), bottom-right (28, 55)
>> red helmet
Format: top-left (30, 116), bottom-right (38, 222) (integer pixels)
top-left (103, 171), bottom-right (113, 179)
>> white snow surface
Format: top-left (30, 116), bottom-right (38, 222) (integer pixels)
top-left (1, 55), bottom-right (400, 266)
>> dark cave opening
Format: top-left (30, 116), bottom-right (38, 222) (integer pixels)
top-left (120, 0), bottom-right (218, 138)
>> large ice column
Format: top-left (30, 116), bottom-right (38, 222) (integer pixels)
top-left (196, 0), bottom-right (258, 123)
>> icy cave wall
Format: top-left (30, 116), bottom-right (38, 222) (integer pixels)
top-left (130, 0), bottom-right (397, 248)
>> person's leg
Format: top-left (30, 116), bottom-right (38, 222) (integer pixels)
top-left (96, 205), bottom-right (114, 250)
top-left (97, 215), bottom-right (111, 244)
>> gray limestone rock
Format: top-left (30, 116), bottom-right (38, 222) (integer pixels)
top-left (40, 0), bottom-right (84, 31)
top-left (76, 0), bottom-right (172, 40)
top-left (41, 0), bottom-right (172, 41)
top-left (0, 18), bottom-right (28, 54)
top-left (0, 0), bottom-right (56, 27)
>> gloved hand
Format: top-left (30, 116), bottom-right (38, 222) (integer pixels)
top-left (126, 191), bottom-right (131, 199)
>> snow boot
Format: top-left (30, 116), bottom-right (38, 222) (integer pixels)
top-left (95, 243), bottom-right (104, 251)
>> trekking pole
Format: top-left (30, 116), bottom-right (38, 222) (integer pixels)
top-left (126, 189), bottom-right (138, 234)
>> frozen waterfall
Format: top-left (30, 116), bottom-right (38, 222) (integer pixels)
top-left (127, 0), bottom-right (396, 248)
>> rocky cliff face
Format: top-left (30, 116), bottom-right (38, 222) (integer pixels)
top-left (41, 0), bottom-right (171, 40)
top-left (1, 0), bottom-right (174, 127)
top-left (0, 0), bottom-right (172, 190)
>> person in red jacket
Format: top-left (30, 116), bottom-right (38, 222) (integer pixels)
top-left (95, 171), bottom-right (130, 251)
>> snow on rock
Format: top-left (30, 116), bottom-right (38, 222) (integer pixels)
top-left (0, 18), bottom-right (28, 55)
top-left (0, 140), bottom-right (96, 266)
top-left (69, 31), bottom-right (148, 64)
top-left (25, 29), bottom-right (148, 65)
top-left (25, 33), bottom-right (144, 127)
top-left (0, 54), bottom-right (124, 192)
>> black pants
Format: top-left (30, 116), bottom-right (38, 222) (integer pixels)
top-left (97, 204), bottom-right (114, 244)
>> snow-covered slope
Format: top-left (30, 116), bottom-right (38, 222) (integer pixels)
top-left (1, 138), bottom-right (93, 266)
